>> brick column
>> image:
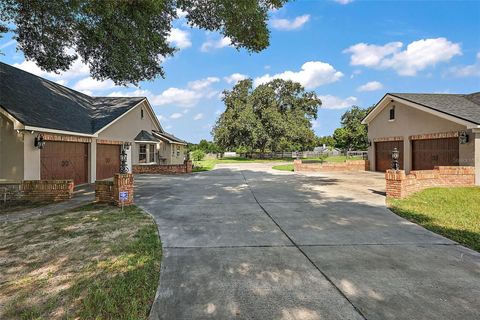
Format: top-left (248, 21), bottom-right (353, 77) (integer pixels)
top-left (113, 173), bottom-right (134, 207)
top-left (185, 160), bottom-right (193, 173)
top-left (385, 170), bottom-right (407, 199)
top-left (293, 159), bottom-right (302, 172)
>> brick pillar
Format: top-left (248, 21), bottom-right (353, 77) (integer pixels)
top-left (385, 170), bottom-right (407, 199)
top-left (293, 159), bottom-right (302, 172)
top-left (113, 173), bottom-right (134, 207)
top-left (185, 160), bottom-right (193, 173)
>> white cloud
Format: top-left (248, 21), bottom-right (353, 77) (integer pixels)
top-left (188, 77), bottom-right (220, 90)
top-left (254, 61), bottom-right (343, 89)
top-left (13, 58), bottom-right (90, 83)
top-left (73, 77), bottom-right (117, 92)
top-left (271, 14), bottom-right (310, 31)
top-left (157, 114), bottom-right (167, 122)
top-left (201, 36), bottom-right (231, 52)
top-left (448, 52), bottom-right (480, 77)
top-left (193, 113), bottom-right (204, 120)
top-left (344, 38), bottom-right (462, 76)
top-left (152, 88), bottom-right (202, 107)
top-left (334, 0), bottom-right (354, 4)
top-left (319, 95), bottom-right (358, 109)
top-left (175, 8), bottom-right (188, 19)
top-left (167, 28), bottom-right (191, 49)
top-left (357, 81), bottom-right (383, 92)
top-left (344, 42), bottom-right (403, 67)
top-left (170, 112), bottom-right (183, 119)
top-left (224, 73), bottom-right (248, 84)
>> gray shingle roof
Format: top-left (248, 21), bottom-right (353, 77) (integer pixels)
top-left (153, 130), bottom-right (187, 145)
top-left (0, 61), bottom-right (145, 134)
top-left (134, 130), bottom-right (159, 142)
top-left (390, 92), bottom-right (480, 125)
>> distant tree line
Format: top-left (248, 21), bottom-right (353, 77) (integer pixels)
top-left (190, 79), bottom-right (373, 155)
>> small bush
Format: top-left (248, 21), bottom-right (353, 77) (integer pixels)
top-left (191, 149), bottom-right (206, 161)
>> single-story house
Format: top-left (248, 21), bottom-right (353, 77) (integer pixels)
top-left (363, 92), bottom-right (480, 184)
top-left (0, 62), bottom-right (187, 184)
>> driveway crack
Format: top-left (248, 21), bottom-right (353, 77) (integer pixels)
top-left (240, 170), bottom-right (369, 320)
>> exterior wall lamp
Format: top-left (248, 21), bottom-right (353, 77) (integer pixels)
top-left (34, 134), bottom-right (45, 149)
top-left (123, 141), bottom-right (131, 150)
top-left (120, 147), bottom-right (129, 173)
top-left (459, 131), bottom-right (469, 144)
top-left (391, 147), bottom-right (400, 170)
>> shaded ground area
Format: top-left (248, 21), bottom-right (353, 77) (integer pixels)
top-left (136, 163), bottom-right (480, 320)
top-left (0, 204), bottom-right (160, 319)
top-left (0, 184), bottom-right (95, 222)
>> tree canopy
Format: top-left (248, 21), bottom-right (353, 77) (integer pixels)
top-left (333, 105), bottom-right (373, 151)
top-left (0, 0), bottom-right (287, 85)
top-left (212, 79), bottom-right (321, 152)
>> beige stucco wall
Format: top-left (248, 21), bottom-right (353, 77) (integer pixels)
top-left (23, 133), bottom-right (41, 180)
top-left (0, 114), bottom-right (24, 181)
top-left (473, 131), bottom-right (480, 184)
top-left (367, 100), bottom-right (474, 175)
top-left (98, 101), bottom-right (160, 167)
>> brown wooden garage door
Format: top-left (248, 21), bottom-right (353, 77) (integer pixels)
top-left (41, 141), bottom-right (88, 185)
top-left (412, 138), bottom-right (459, 170)
top-left (96, 144), bottom-right (120, 180)
top-left (375, 140), bottom-right (404, 172)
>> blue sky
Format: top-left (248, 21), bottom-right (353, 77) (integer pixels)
top-left (1, 0), bottom-right (479, 143)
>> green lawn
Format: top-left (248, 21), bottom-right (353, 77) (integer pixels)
top-left (194, 156), bottom-right (362, 172)
top-left (389, 187), bottom-right (480, 252)
top-left (0, 204), bottom-right (161, 319)
top-left (272, 164), bottom-right (294, 172)
top-left (271, 155), bottom-right (363, 172)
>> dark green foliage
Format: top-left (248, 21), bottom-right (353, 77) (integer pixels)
top-left (0, 0), bottom-right (287, 85)
top-left (333, 105), bottom-right (373, 151)
top-left (212, 79), bottom-right (321, 152)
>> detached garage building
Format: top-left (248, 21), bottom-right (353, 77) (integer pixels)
top-left (363, 92), bottom-right (480, 184)
top-left (0, 62), bottom-right (187, 184)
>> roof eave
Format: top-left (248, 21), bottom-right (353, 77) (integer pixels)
top-left (363, 93), bottom-right (479, 128)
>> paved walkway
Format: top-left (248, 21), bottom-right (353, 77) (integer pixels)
top-left (135, 163), bottom-right (480, 320)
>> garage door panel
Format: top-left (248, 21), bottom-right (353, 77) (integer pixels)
top-left (96, 144), bottom-right (120, 180)
top-left (375, 141), bottom-right (404, 172)
top-left (412, 138), bottom-right (459, 170)
top-left (41, 141), bottom-right (88, 185)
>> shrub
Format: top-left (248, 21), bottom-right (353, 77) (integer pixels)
top-left (191, 149), bottom-right (206, 161)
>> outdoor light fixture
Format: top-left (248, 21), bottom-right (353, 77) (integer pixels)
top-left (34, 134), bottom-right (45, 149)
top-left (459, 131), bottom-right (469, 144)
top-left (120, 147), bottom-right (129, 173)
top-left (123, 141), bottom-right (131, 150)
top-left (391, 147), bottom-right (400, 171)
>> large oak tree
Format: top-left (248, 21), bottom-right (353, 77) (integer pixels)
top-left (0, 0), bottom-right (287, 85)
top-left (212, 78), bottom-right (321, 152)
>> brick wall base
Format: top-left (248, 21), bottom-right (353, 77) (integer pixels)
top-left (132, 160), bottom-right (192, 174)
top-left (95, 174), bottom-right (134, 207)
top-left (294, 159), bottom-right (369, 172)
top-left (386, 166), bottom-right (475, 199)
top-left (0, 182), bottom-right (22, 202)
top-left (21, 180), bottom-right (74, 201)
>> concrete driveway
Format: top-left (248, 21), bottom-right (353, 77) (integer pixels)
top-left (135, 163), bottom-right (480, 320)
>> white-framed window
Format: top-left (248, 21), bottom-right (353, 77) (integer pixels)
top-left (176, 146), bottom-right (181, 157)
top-left (389, 106), bottom-right (395, 121)
top-left (139, 144), bottom-right (147, 163)
top-left (149, 144), bottom-right (155, 162)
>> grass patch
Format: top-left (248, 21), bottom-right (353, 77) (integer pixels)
top-left (272, 164), bottom-right (294, 172)
top-left (0, 203), bottom-right (161, 319)
top-left (389, 187), bottom-right (480, 252)
top-left (0, 199), bottom-right (52, 214)
top-left (194, 156), bottom-right (363, 172)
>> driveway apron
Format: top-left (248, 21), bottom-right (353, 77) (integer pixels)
top-left (135, 163), bottom-right (480, 320)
